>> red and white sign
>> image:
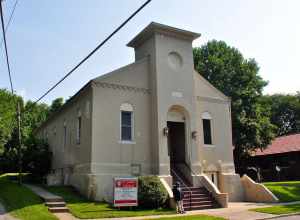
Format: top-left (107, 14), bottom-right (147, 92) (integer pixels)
top-left (114, 177), bottom-right (138, 207)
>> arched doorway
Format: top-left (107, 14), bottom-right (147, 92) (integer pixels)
top-left (167, 106), bottom-right (190, 185)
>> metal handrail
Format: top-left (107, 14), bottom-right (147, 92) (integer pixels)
top-left (182, 162), bottom-right (214, 195)
top-left (170, 168), bottom-right (192, 209)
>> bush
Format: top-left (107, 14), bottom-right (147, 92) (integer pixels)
top-left (138, 176), bottom-right (169, 209)
top-left (22, 136), bottom-right (52, 178)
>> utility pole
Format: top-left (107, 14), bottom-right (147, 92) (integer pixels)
top-left (1, 0), bottom-right (22, 183)
top-left (1, 0), bottom-right (22, 184)
top-left (17, 101), bottom-right (22, 184)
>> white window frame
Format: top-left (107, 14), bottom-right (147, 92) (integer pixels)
top-left (202, 112), bottom-right (214, 147)
top-left (119, 103), bottom-right (135, 144)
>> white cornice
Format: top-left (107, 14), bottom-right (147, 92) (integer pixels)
top-left (197, 96), bottom-right (230, 104)
top-left (93, 82), bottom-right (150, 95)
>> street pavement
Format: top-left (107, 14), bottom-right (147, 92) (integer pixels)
top-left (0, 203), bottom-right (17, 220)
top-left (270, 215), bottom-right (300, 220)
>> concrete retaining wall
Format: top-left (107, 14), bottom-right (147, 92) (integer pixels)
top-left (241, 175), bottom-right (279, 203)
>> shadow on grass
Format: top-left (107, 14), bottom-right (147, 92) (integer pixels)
top-left (252, 203), bottom-right (300, 215)
top-left (264, 181), bottom-right (300, 202)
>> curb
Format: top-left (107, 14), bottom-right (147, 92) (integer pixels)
top-left (256, 212), bottom-right (300, 220)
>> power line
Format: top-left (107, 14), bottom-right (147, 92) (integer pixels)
top-left (0, 0), bottom-right (18, 49)
top-left (1, 0), bottom-right (22, 184)
top-left (0, 0), bottom-right (14, 94)
top-left (33, 0), bottom-right (152, 104)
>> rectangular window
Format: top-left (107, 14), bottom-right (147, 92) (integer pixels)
top-left (76, 116), bottom-right (81, 144)
top-left (203, 119), bottom-right (212, 145)
top-left (45, 131), bottom-right (48, 142)
top-left (121, 111), bottom-right (133, 141)
top-left (63, 125), bottom-right (67, 149)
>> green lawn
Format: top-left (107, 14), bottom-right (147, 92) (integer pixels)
top-left (45, 186), bottom-right (176, 219)
top-left (264, 181), bottom-right (300, 202)
top-left (143, 215), bottom-right (226, 220)
top-left (251, 203), bottom-right (300, 215)
top-left (0, 174), bottom-right (58, 220)
top-left (252, 181), bottom-right (300, 215)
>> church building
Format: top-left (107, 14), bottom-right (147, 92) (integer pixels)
top-left (36, 22), bottom-right (277, 208)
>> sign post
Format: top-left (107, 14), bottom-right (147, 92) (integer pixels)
top-left (114, 177), bottom-right (138, 207)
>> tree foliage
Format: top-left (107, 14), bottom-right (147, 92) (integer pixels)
top-left (0, 89), bottom-right (63, 176)
top-left (49, 98), bottom-right (64, 115)
top-left (0, 89), bottom-right (22, 153)
top-left (193, 40), bottom-right (276, 171)
top-left (22, 101), bottom-right (49, 137)
top-left (22, 135), bottom-right (52, 177)
top-left (260, 93), bottom-right (300, 136)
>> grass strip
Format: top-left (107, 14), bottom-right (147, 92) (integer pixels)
top-left (0, 174), bottom-right (57, 220)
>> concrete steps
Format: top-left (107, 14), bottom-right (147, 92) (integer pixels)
top-left (48, 206), bottom-right (69, 213)
top-left (170, 167), bottom-right (220, 211)
top-left (182, 187), bottom-right (219, 211)
top-left (24, 184), bottom-right (69, 213)
top-left (45, 198), bottom-right (69, 213)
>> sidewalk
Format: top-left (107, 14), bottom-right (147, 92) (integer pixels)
top-left (90, 202), bottom-right (300, 220)
top-left (24, 184), bottom-right (76, 220)
top-left (0, 202), bottom-right (18, 220)
top-left (24, 184), bottom-right (62, 201)
top-left (23, 185), bottom-right (300, 220)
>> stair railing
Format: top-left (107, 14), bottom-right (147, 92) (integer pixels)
top-left (182, 162), bottom-right (214, 197)
top-left (170, 168), bottom-right (192, 210)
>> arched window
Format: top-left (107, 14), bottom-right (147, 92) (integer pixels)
top-left (202, 112), bottom-right (213, 145)
top-left (120, 103), bottom-right (134, 142)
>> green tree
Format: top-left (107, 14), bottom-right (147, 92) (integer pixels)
top-left (260, 93), bottom-right (300, 136)
top-left (0, 89), bottom-right (51, 175)
top-left (193, 40), bottom-right (276, 172)
top-left (22, 101), bottom-right (49, 137)
top-left (0, 89), bottom-right (22, 153)
top-left (49, 97), bottom-right (64, 115)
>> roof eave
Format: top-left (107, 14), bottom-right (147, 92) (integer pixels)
top-left (127, 22), bottom-right (201, 48)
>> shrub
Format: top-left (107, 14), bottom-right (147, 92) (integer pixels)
top-left (22, 136), bottom-right (52, 178)
top-left (138, 176), bottom-right (169, 209)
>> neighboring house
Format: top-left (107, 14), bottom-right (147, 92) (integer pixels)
top-left (251, 133), bottom-right (300, 181)
top-left (36, 22), bottom-right (247, 204)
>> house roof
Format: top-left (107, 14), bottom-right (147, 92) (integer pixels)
top-left (254, 133), bottom-right (300, 156)
top-left (127, 22), bottom-right (201, 48)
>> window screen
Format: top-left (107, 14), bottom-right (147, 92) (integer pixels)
top-left (63, 125), bottom-right (67, 148)
top-left (121, 111), bottom-right (132, 141)
top-left (203, 119), bottom-right (212, 145)
top-left (76, 116), bottom-right (81, 144)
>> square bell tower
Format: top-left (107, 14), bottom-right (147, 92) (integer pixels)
top-left (128, 23), bottom-right (201, 176)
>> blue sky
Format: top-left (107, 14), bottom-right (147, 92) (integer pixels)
top-left (0, 0), bottom-right (299, 104)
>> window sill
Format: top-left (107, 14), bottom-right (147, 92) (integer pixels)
top-left (204, 144), bottom-right (215, 148)
top-left (119, 140), bottom-right (136, 145)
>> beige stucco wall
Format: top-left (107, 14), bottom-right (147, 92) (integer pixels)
top-left (194, 73), bottom-right (234, 171)
top-left (241, 175), bottom-right (279, 203)
top-left (193, 73), bottom-right (245, 201)
top-left (90, 59), bottom-right (152, 201)
top-left (133, 32), bottom-right (200, 179)
top-left (36, 86), bottom-right (93, 194)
